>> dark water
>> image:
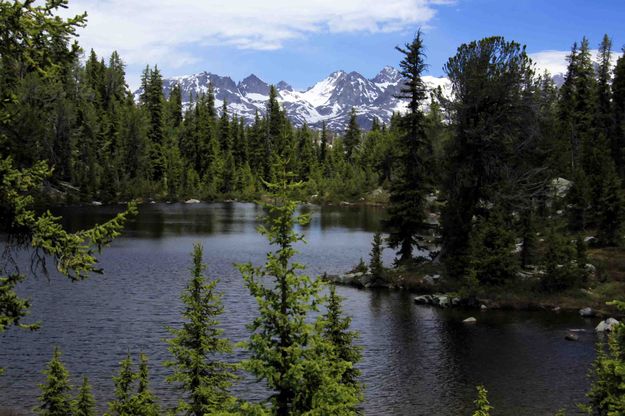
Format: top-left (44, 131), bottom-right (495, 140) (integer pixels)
top-left (0, 202), bottom-right (598, 415)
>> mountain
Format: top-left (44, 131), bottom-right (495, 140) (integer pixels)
top-left (134, 66), bottom-right (452, 130)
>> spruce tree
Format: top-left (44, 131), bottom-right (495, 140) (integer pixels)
top-left (613, 49), bottom-right (625, 179)
top-left (322, 284), bottom-right (362, 390)
top-left (343, 108), bottom-right (361, 161)
top-left (238, 162), bottom-right (361, 415)
top-left (584, 301), bottom-right (625, 415)
top-left (165, 244), bottom-right (236, 416)
top-left (107, 353), bottom-right (160, 416)
top-left (74, 377), bottom-right (96, 416)
top-left (385, 30), bottom-right (432, 263)
top-left (369, 232), bottom-right (385, 282)
top-left (35, 347), bottom-right (73, 416)
top-left (472, 385), bottom-right (493, 416)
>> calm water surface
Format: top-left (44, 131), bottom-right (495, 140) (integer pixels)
top-left (0, 202), bottom-right (598, 415)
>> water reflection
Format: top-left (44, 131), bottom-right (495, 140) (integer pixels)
top-left (1, 202), bottom-right (596, 415)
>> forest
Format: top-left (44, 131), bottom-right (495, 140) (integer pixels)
top-left (1, 0), bottom-right (625, 415)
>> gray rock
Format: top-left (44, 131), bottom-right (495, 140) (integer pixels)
top-left (435, 295), bottom-right (450, 308)
top-left (185, 199), bottom-right (201, 204)
top-left (552, 306), bottom-right (561, 313)
top-left (463, 317), bottom-right (477, 324)
top-left (579, 307), bottom-right (595, 317)
top-left (565, 333), bottom-right (579, 341)
top-left (413, 295), bottom-right (432, 305)
top-left (91, 201), bottom-right (103, 206)
top-left (596, 318), bottom-right (620, 332)
top-left (480, 304), bottom-right (488, 311)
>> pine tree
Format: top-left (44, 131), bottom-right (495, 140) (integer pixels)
top-left (472, 385), bottom-right (493, 416)
top-left (319, 121), bottom-right (328, 165)
top-left (584, 301), bottom-right (625, 415)
top-left (108, 353), bottom-right (159, 416)
top-left (238, 162), bottom-right (361, 415)
top-left (343, 108), bottom-right (361, 161)
top-left (385, 30), bottom-right (432, 263)
top-left (166, 244), bottom-right (236, 416)
top-left (322, 284), bottom-right (362, 390)
top-left (466, 208), bottom-right (518, 286)
top-left (369, 232), bottom-right (385, 282)
top-left (35, 348), bottom-right (73, 416)
top-left (441, 36), bottom-right (538, 278)
top-left (73, 377), bottom-right (96, 416)
top-left (613, 49), bottom-right (625, 179)
top-left (597, 163), bottom-right (625, 246)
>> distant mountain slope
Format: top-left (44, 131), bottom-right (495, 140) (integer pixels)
top-left (134, 66), bottom-right (452, 130)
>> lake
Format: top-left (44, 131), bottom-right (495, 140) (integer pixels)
top-left (0, 202), bottom-right (598, 415)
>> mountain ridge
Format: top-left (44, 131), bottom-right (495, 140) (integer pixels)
top-left (134, 67), bottom-right (452, 130)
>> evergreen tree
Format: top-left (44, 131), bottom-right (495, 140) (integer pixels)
top-left (166, 244), bottom-right (236, 416)
top-left (74, 377), bottom-right (96, 416)
top-left (35, 348), bottom-right (73, 416)
top-left (441, 36), bottom-right (537, 278)
top-left (343, 108), bottom-right (361, 161)
top-left (472, 385), bottom-right (493, 416)
top-left (322, 284), bottom-right (362, 391)
top-left (369, 232), bottom-right (385, 282)
top-left (466, 208), bottom-right (519, 286)
top-left (107, 353), bottom-right (160, 416)
top-left (319, 121), bottom-right (328, 165)
top-left (613, 49), bottom-right (625, 179)
top-left (584, 301), bottom-right (625, 415)
top-left (238, 162), bottom-right (361, 415)
top-left (385, 30), bottom-right (432, 263)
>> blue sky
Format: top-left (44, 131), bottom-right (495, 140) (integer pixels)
top-left (65, 0), bottom-right (625, 90)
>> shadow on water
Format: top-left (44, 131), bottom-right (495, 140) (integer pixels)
top-left (2, 202), bottom-right (596, 415)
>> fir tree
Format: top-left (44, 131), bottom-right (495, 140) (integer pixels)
top-left (369, 232), bottom-right (385, 282)
top-left (472, 385), bottom-right (493, 416)
top-left (108, 353), bottom-right (160, 416)
top-left (165, 244), bottom-right (236, 416)
top-left (238, 162), bottom-right (361, 415)
top-left (74, 377), bottom-right (96, 416)
top-left (322, 284), bottom-right (362, 390)
top-left (35, 347), bottom-right (73, 416)
top-left (343, 108), bottom-right (361, 161)
top-left (584, 301), bottom-right (625, 415)
top-left (385, 30), bottom-right (432, 263)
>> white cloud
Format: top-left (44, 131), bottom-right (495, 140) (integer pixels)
top-left (530, 49), bottom-right (620, 77)
top-left (64, 0), bottom-right (453, 69)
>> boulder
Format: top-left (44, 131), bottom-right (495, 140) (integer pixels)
top-left (463, 317), bottom-right (477, 324)
top-left (480, 304), bottom-right (488, 311)
top-left (596, 318), bottom-right (620, 332)
top-left (422, 274), bottom-right (441, 285)
top-left (185, 199), bottom-right (201, 204)
top-left (552, 306), bottom-right (561, 313)
top-left (565, 333), bottom-right (579, 341)
top-left (434, 295), bottom-right (450, 308)
top-left (91, 201), bottom-right (103, 206)
top-left (579, 307), bottom-right (595, 317)
top-left (413, 295), bottom-right (433, 305)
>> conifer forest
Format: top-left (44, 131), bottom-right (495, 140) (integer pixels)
top-left (1, 1), bottom-right (625, 415)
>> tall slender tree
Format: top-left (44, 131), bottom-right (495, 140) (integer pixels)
top-left (166, 244), bottom-right (236, 416)
top-left (385, 30), bottom-right (432, 263)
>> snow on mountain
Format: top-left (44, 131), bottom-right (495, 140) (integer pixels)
top-left (134, 67), bottom-right (453, 130)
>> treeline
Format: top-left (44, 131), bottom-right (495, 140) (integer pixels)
top-left (2, 35), bottom-right (421, 203)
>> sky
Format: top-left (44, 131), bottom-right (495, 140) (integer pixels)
top-left (63, 0), bottom-right (625, 91)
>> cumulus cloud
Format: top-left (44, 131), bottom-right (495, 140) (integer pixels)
top-left (530, 49), bottom-right (620, 77)
top-left (64, 0), bottom-right (453, 68)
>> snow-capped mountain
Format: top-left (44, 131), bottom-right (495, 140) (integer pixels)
top-left (135, 66), bottom-right (452, 130)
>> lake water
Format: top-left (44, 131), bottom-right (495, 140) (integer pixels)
top-left (0, 202), bottom-right (598, 415)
